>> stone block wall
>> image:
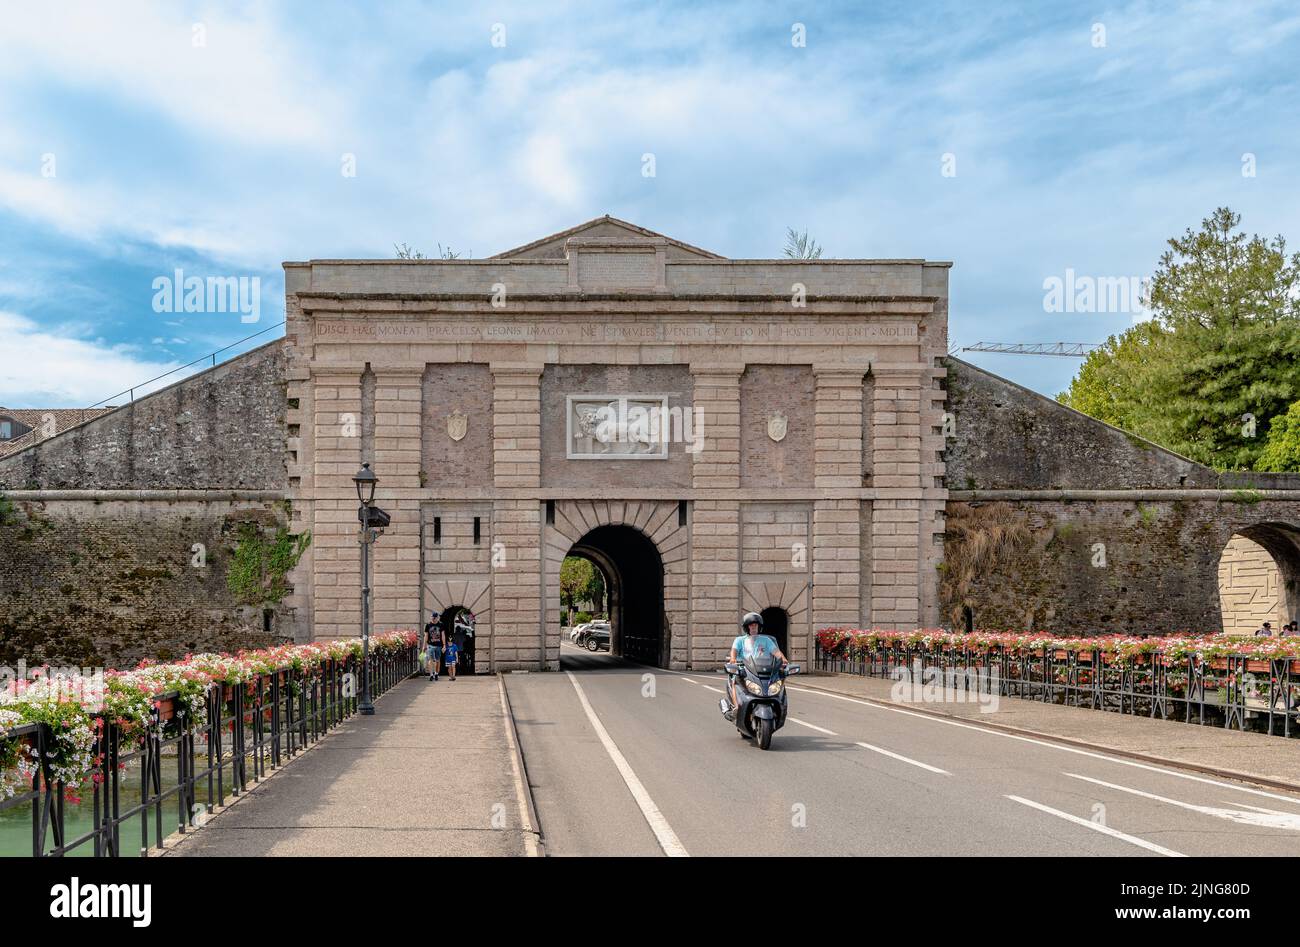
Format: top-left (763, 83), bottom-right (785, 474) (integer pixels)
top-left (0, 494), bottom-right (289, 667)
top-left (0, 342), bottom-right (287, 491)
top-left (943, 357), bottom-right (1300, 635)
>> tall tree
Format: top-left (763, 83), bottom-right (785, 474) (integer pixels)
top-left (560, 556), bottom-right (604, 623)
top-left (1059, 208), bottom-right (1300, 469)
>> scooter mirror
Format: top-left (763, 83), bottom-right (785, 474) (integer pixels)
top-left (787, 665), bottom-right (801, 675)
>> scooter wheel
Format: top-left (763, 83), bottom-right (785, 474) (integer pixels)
top-left (756, 717), bottom-right (773, 750)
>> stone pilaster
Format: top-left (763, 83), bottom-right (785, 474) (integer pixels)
top-left (491, 499), bottom-right (543, 671)
top-left (689, 367), bottom-right (742, 666)
top-left (309, 369), bottom-right (363, 639)
top-left (812, 498), bottom-right (862, 629)
top-left (689, 499), bottom-right (740, 666)
top-left (370, 367), bottom-right (424, 632)
top-left (690, 367), bottom-right (742, 490)
top-left (813, 367), bottom-right (865, 489)
top-left (868, 366), bottom-right (925, 628)
top-left (492, 366), bottom-right (542, 488)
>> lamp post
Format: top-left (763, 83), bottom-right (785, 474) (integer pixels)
top-left (354, 462), bottom-right (378, 715)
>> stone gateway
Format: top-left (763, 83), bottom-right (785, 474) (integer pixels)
top-left (285, 216), bottom-right (950, 670)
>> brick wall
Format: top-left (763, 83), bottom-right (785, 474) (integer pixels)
top-left (539, 364), bottom-right (694, 489)
top-left (421, 364), bottom-right (493, 487)
top-left (739, 365), bottom-right (813, 488)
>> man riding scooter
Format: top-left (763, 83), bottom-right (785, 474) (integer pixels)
top-left (724, 611), bottom-right (788, 720)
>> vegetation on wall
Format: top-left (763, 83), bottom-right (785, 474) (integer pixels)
top-left (1058, 208), bottom-right (1300, 471)
top-left (227, 524), bottom-right (311, 607)
top-left (940, 503), bottom-right (1032, 626)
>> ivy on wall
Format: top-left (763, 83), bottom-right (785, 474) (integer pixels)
top-left (227, 524), bottom-right (312, 607)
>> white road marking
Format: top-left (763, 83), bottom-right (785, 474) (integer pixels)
top-left (679, 677), bottom-right (697, 685)
top-left (700, 684), bottom-right (726, 695)
top-left (789, 684), bottom-right (1300, 806)
top-left (788, 717), bottom-right (837, 735)
top-left (1063, 773), bottom-right (1300, 831)
top-left (855, 741), bottom-right (950, 775)
top-left (1004, 795), bottom-right (1186, 857)
top-left (565, 672), bottom-right (689, 857)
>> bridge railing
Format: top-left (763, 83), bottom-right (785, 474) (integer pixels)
top-left (814, 639), bottom-right (1299, 738)
top-left (1, 644), bottom-right (417, 857)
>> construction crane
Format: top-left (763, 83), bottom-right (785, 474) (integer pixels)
top-left (960, 342), bottom-right (1100, 358)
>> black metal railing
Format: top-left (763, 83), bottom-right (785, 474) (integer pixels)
top-left (815, 641), bottom-right (1298, 738)
top-left (1, 644), bottom-right (417, 857)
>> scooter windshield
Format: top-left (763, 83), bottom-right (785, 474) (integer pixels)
top-left (745, 651), bottom-right (778, 676)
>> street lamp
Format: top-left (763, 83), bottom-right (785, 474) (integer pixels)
top-left (353, 462), bottom-right (383, 715)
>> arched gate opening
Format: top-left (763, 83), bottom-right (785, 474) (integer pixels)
top-left (1217, 522), bottom-right (1300, 635)
top-left (567, 524), bottom-right (667, 666)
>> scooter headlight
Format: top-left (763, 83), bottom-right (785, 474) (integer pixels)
top-left (766, 679), bottom-right (783, 696)
top-left (744, 678), bottom-right (763, 695)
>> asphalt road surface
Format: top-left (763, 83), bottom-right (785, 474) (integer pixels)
top-left (504, 644), bottom-right (1300, 856)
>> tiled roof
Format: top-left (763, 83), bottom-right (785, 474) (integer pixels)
top-left (0, 407), bottom-right (117, 459)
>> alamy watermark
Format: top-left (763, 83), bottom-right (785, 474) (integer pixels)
top-left (1, 661), bottom-right (107, 709)
top-left (889, 659), bottom-right (1000, 713)
top-left (1042, 268), bottom-right (1151, 318)
top-left (152, 269), bottom-right (261, 323)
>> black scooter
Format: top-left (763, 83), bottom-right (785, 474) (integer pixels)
top-left (718, 652), bottom-right (801, 750)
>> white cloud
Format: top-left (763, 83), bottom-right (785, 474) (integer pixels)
top-left (0, 311), bottom-right (182, 407)
top-left (0, 2), bottom-right (339, 147)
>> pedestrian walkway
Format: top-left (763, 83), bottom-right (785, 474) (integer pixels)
top-left (797, 672), bottom-right (1300, 791)
top-left (166, 675), bottom-right (539, 857)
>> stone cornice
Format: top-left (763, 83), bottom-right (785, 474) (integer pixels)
top-left (950, 489), bottom-right (1300, 501)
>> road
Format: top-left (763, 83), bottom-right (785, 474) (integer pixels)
top-left (504, 644), bottom-right (1300, 856)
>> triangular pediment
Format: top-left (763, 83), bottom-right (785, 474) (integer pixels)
top-left (490, 215), bottom-right (725, 260)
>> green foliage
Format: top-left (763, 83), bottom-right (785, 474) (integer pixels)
top-left (573, 611), bottom-right (593, 625)
top-left (227, 524), bottom-right (312, 607)
top-left (1227, 489), bottom-right (1264, 505)
top-left (1059, 208), bottom-right (1300, 470)
top-left (1257, 399), bottom-right (1300, 471)
top-left (560, 556), bottom-right (604, 613)
top-left (0, 493), bottom-right (14, 527)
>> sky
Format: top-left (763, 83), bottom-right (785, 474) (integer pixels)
top-left (2, 0), bottom-right (1299, 408)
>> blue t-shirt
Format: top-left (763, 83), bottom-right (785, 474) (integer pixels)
top-left (732, 633), bottom-right (779, 661)
top-left (444, 642), bottom-right (459, 660)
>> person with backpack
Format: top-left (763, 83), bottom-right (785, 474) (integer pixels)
top-left (423, 612), bottom-right (444, 682)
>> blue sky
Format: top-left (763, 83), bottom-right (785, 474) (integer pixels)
top-left (2, 0), bottom-right (1299, 407)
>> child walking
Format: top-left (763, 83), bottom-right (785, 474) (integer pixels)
top-left (443, 636), bottom-right (459, 681)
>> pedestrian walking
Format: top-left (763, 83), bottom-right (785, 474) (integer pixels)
top-left (443, 636), bottom-right (459, 681)
top-left (424, 613), bottom-right (443, 682)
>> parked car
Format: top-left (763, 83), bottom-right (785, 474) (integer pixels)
top-left (569, 622), bottom-right (590, 643)
top-left (584, 624), bottom-right (611, 652)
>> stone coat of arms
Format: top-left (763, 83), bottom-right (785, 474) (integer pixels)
top-left (447, 410), bottom-right (468, 442)
top-left (767, 411), bottom-right (788, 442)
